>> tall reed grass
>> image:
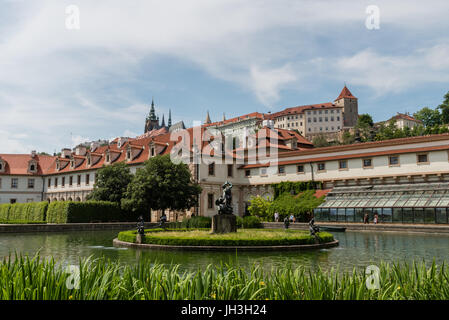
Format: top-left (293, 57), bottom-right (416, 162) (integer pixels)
top-left (1, 254), bottom-right (448, 300)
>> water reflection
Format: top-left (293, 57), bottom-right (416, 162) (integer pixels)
top-left (0, 230), bottom-right (448, 272)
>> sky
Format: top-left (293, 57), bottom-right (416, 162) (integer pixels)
top-left (1, 0), bottom-right (449, 154)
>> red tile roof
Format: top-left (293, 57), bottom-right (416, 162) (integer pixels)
top-left (0, 154), bottom-right (56, 176)
top-left (336, 85), bottom-right (357, 100)
top-left (268, 102), bottom-right (341, 119)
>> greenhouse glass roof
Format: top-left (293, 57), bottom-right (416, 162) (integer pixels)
top-left (318, 183), bottom-right (449, 209)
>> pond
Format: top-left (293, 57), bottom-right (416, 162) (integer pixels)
top-left (0, 229), bottom-right (448, 272)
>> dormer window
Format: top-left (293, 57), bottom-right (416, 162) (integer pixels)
top-left (127, 150), bottom-right (131, 160)
top-left (70, 160), bottom-right (75, 168)
top-left (151, 147), bottom-right (155, 157)
top-left (56, 160), bottom-right (60, 170)
top-left (106, 152), bottom-right (110, 163)
top-left (87, 155), bottom-right (91, 166)
top-left (28, 161), bottom-right (37, 173)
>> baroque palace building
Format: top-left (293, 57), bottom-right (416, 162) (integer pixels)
top-left (2, 91), bottom-right (449, 223)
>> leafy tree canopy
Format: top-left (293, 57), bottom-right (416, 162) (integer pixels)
top-left (413, 107), bottom-right (441, 127)
top-left (121, 155), bottom-right (202, 215)
top-left (87, 162), bottom-right (132, 203)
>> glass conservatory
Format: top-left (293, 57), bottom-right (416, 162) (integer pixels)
top-left (314, 183), bottom-right (449, 224)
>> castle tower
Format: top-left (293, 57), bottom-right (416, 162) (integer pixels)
top-left (334, 85), bottom-right (358, 128)
top-left (161, 114), bottom-right (166, 127)
top-left (168, 109), bottom-right (172, 128)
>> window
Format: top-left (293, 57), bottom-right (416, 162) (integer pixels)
top-left (417, 153), bottom-right (428, 164)
top-left (86, 174), bottom-right (90, 185)
top-left (11, 178), bottom-right (18, 189)
top-left (77, 175), bottom-right (81, 185)
top-left (319, 117), bottom-right (322, 122)
top-left (389, 155), bottom-right (399, 166)
top-left (62, 177), bottom-right (65, 187)
top-left (331, 110), bottom-right (334, 114)
top-left (10, 199), bottom-right (16, 204)
top-left (337, 116), bottom-right (340, 121)
top-left (30, 164), bottom-right (35, 172)
top-left (127, 151), bottom-right (131, 160)
top-left (208, 163), bottom-right (215, 176)
top-left (317, 163), bottom-right (326, 171)
top-left (0, 163), bottom-right (2, 171)
top-left (339, 160), bottom-right (348, 169)
top-left (48, 179), bottom-right (51, 188)
top-left (363, 158), bottom-right (373, 168)
top-left (260, 168), bottom-right (267, 176)
top-left (325, 110), bottom-right (328, 114)
top-left (313, 118), bottom-right (317, 122)
top-left (0, 178), bottom-right (2, 189)
top-left (54, 178), bottom-right (58, 187)
top-left (278, 166), bottom-right (285, 174)
top-left (245, 169), bottom-right (251, 177)
top-left (69, 176), bottom-right (73, 186)
top-left (208, 194), bottom-right (214, 209)
top-left (319, 110), bottom-right (322, 114)
top-left (297, 165), bottom-right (304, 173)
top-left (227, 164), bottom-right (233, 177)
top-left (308, 118), bottom-right (311, 123)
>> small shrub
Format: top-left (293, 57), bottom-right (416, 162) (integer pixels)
top-left (241, 216), bottom-right (262, 228)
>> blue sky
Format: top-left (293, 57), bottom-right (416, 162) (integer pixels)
top-left (1, 0), bottom-right (449, 154)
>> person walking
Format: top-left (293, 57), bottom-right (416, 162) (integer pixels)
top-left (373, 213), bottom-right (378, 224)
top-left (274, 212), bottom-right (279, 222)
top-left (363, 212), bottom-right (369, 224)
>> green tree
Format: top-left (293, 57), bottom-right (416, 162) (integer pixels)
top-left (340, 131), bottom-right (355, 145)
top-left (357, 114), bottom-right (374, 127)
top-left (122, 155), bottom-right (202, 219)
top-left (312, 134), bottom-right (330, 147)
top-left (248, 195), bottom-right (272, 220)
top-left (356, 114), bottom-right (375, 142)
top-left (413, 107), bottom-right (441, 127)
top-left (87, 162), bottom-right (132, 203)
top-left (438, 91), bottom-right (449, 124)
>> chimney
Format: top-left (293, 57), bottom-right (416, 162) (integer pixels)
top-left (75, 145), bottom-right (87, 156)
top-left (61, 148), bottom-right (71, 159)
top-left (117, 137), bottom-right (128, 148)
top-left (90, 141), bottom-right (100, 152)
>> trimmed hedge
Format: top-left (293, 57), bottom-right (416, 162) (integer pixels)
top-left (117, 229), bottom-right (335, 246)
top-left (241, 216), bottom-right (262, 228)
top-left (46, 201), bottom-right (130, 223)
top-left (0, 202), bottom-right (48, 223)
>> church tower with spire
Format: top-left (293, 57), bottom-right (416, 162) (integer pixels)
top-left (205, 110), bottom-right (211, 124)
top-left (145, 98), bottom-right (162, 133)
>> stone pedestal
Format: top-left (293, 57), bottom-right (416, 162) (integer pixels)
top-left (136, 233), bottom-right (144, 244)
top-left (211, 214), bottom-right (237, 234)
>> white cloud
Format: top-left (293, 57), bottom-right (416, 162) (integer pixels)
top-left (2, 0), bottom-right (449, 153)
top-left (334, 45), bottom-right (449, 95)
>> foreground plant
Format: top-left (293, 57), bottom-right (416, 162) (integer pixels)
top-left (0, 254), bottom-right (448, 300)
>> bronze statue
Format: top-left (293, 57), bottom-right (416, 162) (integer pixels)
top-left (137, 215), bottom-right (145, 235)
top-left (309, 218), bottom-right (320, 236)
top-left (215, 181), bottom-right (233, 215)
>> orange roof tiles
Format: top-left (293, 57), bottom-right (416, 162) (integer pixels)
top-left (336, 85), bottom-right (357, 100)
top-left (0, 154), bottom-right (57, 176)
